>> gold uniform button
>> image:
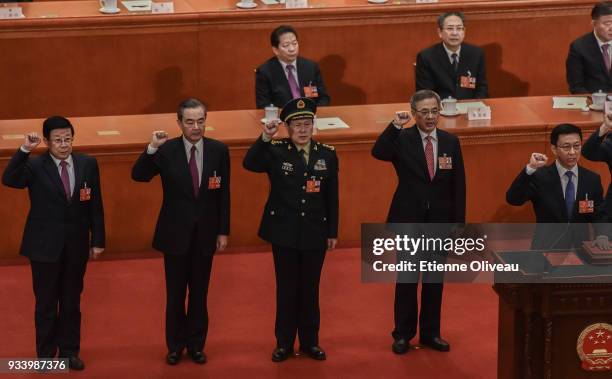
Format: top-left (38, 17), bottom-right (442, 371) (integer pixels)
top-left (301, 199), bottom-right (306, 203)
top-left (270, 210), bottom-right (275, 215)
top-left (301, 212), bottom-right (305, 216)
top-left (302, 186), bottom-right (306, 190)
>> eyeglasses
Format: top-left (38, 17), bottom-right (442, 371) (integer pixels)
top-left (556, 144), bottom-right (581, 152)
top-left (443, 26), bottom-right (465, 33)
top-left (414, 108), bottom-right (440, 117)
top-left (51, 138), bottom-right (73, 145)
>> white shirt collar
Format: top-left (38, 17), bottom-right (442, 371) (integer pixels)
top-left (555, 160), bottom-right (578, 179)
top-left (417, 127), bottom-right (438, 141)
top-left (442, 43), bottom-right (461, 62)
top-left (50, 153), bottom-right (73, 168)
top-left (278, 58), bottom-right (297, 72)
top-left (182, 136), bottom-right (203, 153)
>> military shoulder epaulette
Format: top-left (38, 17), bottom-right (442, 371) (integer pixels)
top-left (270, 139), bottom-right (286, 145)
top-left (320, 143), bottom-right (335, 151)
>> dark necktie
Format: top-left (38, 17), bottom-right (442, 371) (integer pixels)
top-left (603, 44), bottom-right (611, 72)
top-left (59, 160), bottom-right (71, 202)
top-left (189, 145), bottom-right (200, 198)
top-left (298, 149), bottom-right (307, 166)
top-left (424, 136), bottom-right (434, 180)
top-left (286, 65), bottom-right (301, 99)
top-left (451, 53), bottom-right (458, 73)
top-left (565, 171), bottom-right (575, 218)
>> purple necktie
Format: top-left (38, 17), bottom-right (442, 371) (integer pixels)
top-left (603, 44), bottom-right (611, 72)
top-left (189, 145), bottom-right (200, 198)
top-left (286, 65), bottom-right (301, 99)
top-left (59, 160), bottom-right (71, 201)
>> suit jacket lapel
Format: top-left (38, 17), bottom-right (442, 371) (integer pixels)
top-left (272, 59), bottom-right (294, 101)
top-left (546, 165), bottom-right (569, 220)
top-left (435, 43), bottom-right (455, 79)
top-left (198, 138), bottom-right (210, 197)
top-left (71, 154), bottom-right (84, 202)
top-left (296, 57), bottom-right (306, 94)
top-left (408, 126), bottom-right (429, 181)
top-left (588, 33), bottom-right (610, 78)
top-left (432, 132), bottom-right (449, 182)
top-left (42, 153), bottom-right (69, 202)
top-left (173, 138), bottom-right (197, 200)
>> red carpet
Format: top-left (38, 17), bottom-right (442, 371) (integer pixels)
top-left (0, 248), bottom-right (497, 378)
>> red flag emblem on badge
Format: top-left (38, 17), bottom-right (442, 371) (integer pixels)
top-left (577, 323), bottom-right (612, 371)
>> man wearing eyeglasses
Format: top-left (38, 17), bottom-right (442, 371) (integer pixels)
top-left (415, 12), bottom-right (488, 100)
top-left (131, 98), bottom-right (230, 365)
top-left (372, 89), bottom-right (466, 355)
top-left (243, 97), bottom-right (338, 363)
top-left (507, 123), bottom-right (609, 250)
top-left (2, 116), bottom-right (105, 371)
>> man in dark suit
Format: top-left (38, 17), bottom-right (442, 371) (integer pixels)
top-left (415, 12), bottom-right (488, 100)
top-left (255, 25), bottom-right (330, 109)
top-left (566, 2), bottom-right (612, 94)
top-left (508, 124), bottom-right (610, 250)
top-left (131, 98), bottom-right (230, 365)
top-left (243, 97), bottom-right (338, 362)
top-left (2, 116), bottom-right (105, 371)
top-left (583, 114), bottom-right (612, 218)
top-left (372, 89), bottom-right (466, 354)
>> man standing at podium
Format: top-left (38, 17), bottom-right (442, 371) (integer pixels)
top-left (255, 25), bottom-right (330, 109)
top-left (566, 2), bottom-right (612, 94)
top-left (2, 116), bottom-right (105, 371)
top-left (506, 123), bottom-right (609, 250)
top-left (415, 12), bottom-right (488, 100)
top-left (131, 98), bottom-right (230, 365)
top-left (372, 89), bottom-right (466, 355)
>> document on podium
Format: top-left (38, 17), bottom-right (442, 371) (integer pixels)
top-left (552, 96), bottom-right (588, 109)
top-left (315, 117), bottom-right (349, 130)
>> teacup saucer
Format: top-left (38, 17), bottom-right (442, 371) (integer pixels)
top-left (236, 2), bottom-right (257, 8)
top-left (368, 0), bottom-right (388, 3)
top-left (100, 7), bottom-right (121, 14)
top-left (440, 110), bottom-right (459, 117)
top-left (589, 104), bottom-right (604, 111)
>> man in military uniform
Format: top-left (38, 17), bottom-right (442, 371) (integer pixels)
top-left (243, 97), bottom-right (339, 362)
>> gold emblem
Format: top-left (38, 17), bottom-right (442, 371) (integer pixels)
top-left (297, 99), bottom-right (305, 109)
top-left (577, 323), bottom-right (612, 371)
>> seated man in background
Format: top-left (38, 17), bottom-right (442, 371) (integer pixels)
top-left (255, 25), bottom-right (330, 109)
top-left (566, 1), bottom-right (612, 94)
top-left (506, 124), bottom-right (609, 250)
top-left (415, 12), bottom-right (488, 100)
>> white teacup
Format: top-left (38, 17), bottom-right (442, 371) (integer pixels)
top-left (264, 105), bottom-right (278, 121)
top-left (100, 0), bottom-right (118, 10)
top-left (239, 0), bottom-right (254, 5)
top-left (441, 97), bottom-right (457, 114)
top-left (592, 91), bottom-right (607, 109)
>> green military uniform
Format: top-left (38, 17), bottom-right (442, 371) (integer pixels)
top-left (243, 97), bottom-right (339, 359)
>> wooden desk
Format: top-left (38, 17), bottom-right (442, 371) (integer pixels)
top-left (0, 95), bottom-right (609, 259)
top-left (0, 0), bottom-right (595, 119)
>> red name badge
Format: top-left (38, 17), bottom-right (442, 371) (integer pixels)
top-left (304, 85), bottom-right (319, 98)
top-left (579, 199), bottom-right (594, 214)
top-left (208, 173), bottom-right (221, 190)
top-left (460, 75), bottom-right (476, 89)
top-left (438, 156), bottom-right (453, 170)
top-left (80, 186), bottom-right (91, 201)
top-left (306, 178), bottom-right (321, 193)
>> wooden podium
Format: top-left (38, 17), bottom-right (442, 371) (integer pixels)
top-left (494, 283), bottom-right (612, 378)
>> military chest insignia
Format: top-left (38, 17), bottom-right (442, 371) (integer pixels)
top-left (281, 162), bottom-right (294, 172)
top-left (321, 143), bottom-right (335, 151)
top-left (314, 159), bottom-right (327, 171)
top-left (577, 323), bottom-right (612, 371)
top-left (271, 140), bottom-right (285, 145)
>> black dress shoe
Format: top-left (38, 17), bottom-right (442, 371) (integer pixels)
top-left (419, 337), bottom-right (450, 352)
top-left (189, 351), bottom-right (207, 364)
top-left (299, 346), bottom-right (326, 361)
top-left (392, 338), bottom-right (409, 354)
top-left (166, 351), bottom-right (181, 365)
top-left (271, 347), bottom-right (293, 362)
top-left (67, 356), bottom-right (85, 371)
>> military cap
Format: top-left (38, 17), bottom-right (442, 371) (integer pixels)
top-left (280, 97), bottom-right (317, 124)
